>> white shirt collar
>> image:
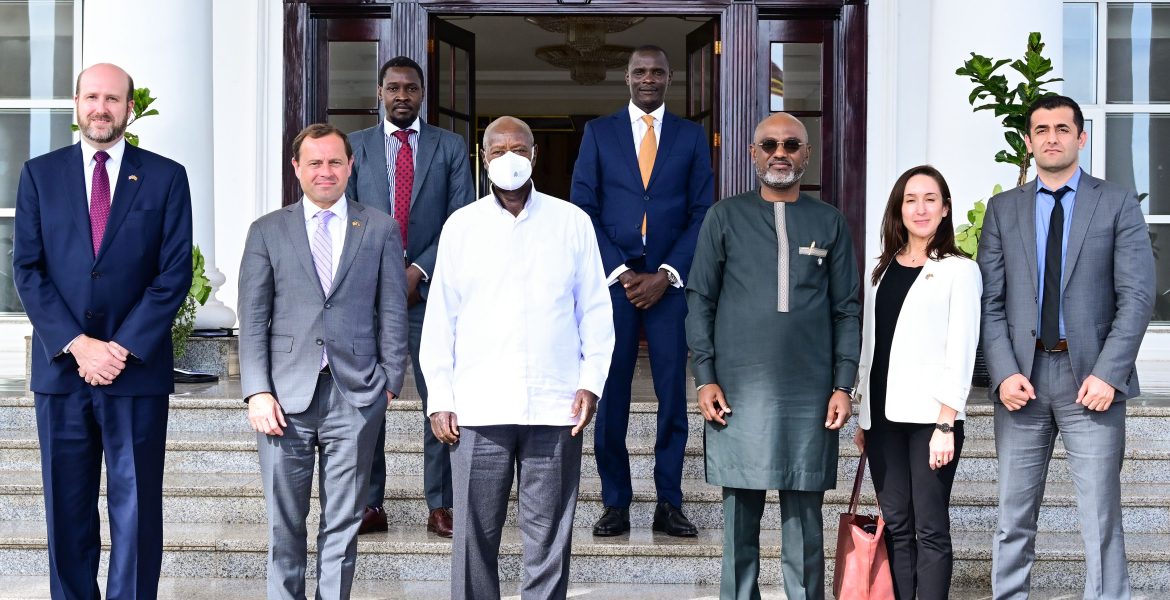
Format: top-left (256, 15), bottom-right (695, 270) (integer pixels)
top-left (383, 117), bottom-right (422, 138)
top-left (302, 195), bottom-right (350, 223)
top-left (628, 101), bottom-right (666, 125)
top-left (489, 185), bottom-right (539, 220)
top-left (81, 136), bottom-right (127, 165)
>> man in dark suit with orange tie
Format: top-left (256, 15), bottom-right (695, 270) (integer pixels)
top-left (571, 45), bottom-right (714, 537)
top-left (14, 63), bottom-right (193, 600)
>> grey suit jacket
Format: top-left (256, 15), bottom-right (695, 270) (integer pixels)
top-left (237, 199), bottom-right (409, 413)
top-left (345, 121), bottom-right (475, 287)
top-left (978, 171), bottom-right (1155, 400)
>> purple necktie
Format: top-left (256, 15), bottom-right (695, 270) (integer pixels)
top-left (89, 150), bottom-right (111, 256)
top-left (312, 210), bottom-right (335, 368)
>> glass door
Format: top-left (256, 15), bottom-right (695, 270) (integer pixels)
top-left (429, 18), bottom-right (478, 195)
top-left (686, 18), bottom-right (720, 198)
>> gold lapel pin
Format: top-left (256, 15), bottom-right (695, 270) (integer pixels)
top-left (352, 220), bottom-right (361, 227)
top-left (128, 175), bottom-right (138, 181)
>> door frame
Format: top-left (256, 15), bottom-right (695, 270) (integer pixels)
top-left (283, 0), bottom-right (866, 268)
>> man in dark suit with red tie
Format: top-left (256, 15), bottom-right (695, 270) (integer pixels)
top-left (14, 63), bottom-right (193, 599)
top-left (571, 45), bottom-right (714, 537)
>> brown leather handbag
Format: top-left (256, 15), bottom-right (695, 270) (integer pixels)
top-left (833, 452), bottom-right (895, 600)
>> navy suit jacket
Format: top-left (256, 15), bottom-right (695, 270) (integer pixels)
top-left (14, 142), bottom-right (194, 396)
top-left (570, 109), bottom-right (714, 284)
top-left (345, 121), bottom-right (475, 291)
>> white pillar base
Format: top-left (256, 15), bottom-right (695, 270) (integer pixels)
top-left (193, 267), bottom-right (237, 329)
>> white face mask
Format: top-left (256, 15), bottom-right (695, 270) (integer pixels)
top-left (487, 151), bottom-right (533, 191)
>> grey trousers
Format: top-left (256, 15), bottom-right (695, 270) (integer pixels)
top-left (450, 424), bottom-right (583, 600)
top-left (992, 350), bottom-right (1129, 600)
top-left (367, 302), bottom-right (453, 510)
top-left (721, 487), bottom-right (825, 600)
top-left (257, 373), bottom-right (387, 600)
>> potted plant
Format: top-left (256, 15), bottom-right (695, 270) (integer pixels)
top-left (955, 32), bottom-right (1061, 387)
top-left (173, 246), bottom-right (212, 359)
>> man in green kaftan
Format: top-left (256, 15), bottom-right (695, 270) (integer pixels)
top-left (685, 113), bottom-right (861, 600)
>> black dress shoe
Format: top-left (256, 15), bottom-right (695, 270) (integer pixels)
top-left (653, 501), bottom-right (698, 537)
top-left (358, 505), bottom-right (388, 535)
top-left (592, 506), bottom-right (630, 536)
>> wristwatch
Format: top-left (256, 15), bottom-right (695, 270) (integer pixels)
top-left (935, 422), bottom-right (955, 434)
top-left (833, 386), bottom-right (855, 399)
top-left (659, 268), bottom-right (678, 286)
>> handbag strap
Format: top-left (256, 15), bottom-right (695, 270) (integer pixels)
top-left (848, 451), bottom-right (866, 515)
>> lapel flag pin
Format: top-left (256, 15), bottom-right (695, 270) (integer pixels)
top-left (128, 175), bottom-right (138, 181)
top-left (926, 273), bottom-right (934, 280)
top-left (352, 220), bottom-right (361, 227)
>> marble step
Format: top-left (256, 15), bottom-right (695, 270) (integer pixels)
top-left (0, 521), bottom-right (1167, 590)
top-left (0, 576), bottom-right (1153, 600)
top-left (3, 428), bottom-right (1170, 484)
top-left (1, 471), bottom-right (1167, 535)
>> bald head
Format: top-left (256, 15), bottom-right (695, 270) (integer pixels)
top-left (481, 116), bottom-right (538, 175)
top-left (753, 112), bottom-right (806, 144)
top-left (75, 63), bottom-right (134, 102)
top-left (483, 116), bottom-right (534, 149)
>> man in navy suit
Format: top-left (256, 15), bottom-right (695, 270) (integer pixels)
top-left (346, 56), bottom-right (475, 537)
top-left (571, 45), bottom-right (714, 537)
top-left (14, 63), bottom-right (193, 600)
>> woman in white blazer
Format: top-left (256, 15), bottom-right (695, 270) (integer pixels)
top-left (854, 165), bottom-right (982, 600)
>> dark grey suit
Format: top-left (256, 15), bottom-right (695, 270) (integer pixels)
top-left (978, 171), bottom-right (1154, 599)
top-left (238, 199), bottom-right (409, 599)
top-left (346, 121), bottom-right (475, 510)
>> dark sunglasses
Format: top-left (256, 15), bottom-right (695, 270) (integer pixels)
top-left (753, 138), bottom-right (806, 154)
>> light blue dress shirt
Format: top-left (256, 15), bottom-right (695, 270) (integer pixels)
top-left (1035, 168), bottom-right (1082, 339)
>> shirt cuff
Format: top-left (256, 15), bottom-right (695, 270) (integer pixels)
top-left (61, 334), bottom-right (84, 355)
top-left (410, 263), bottom-right (430, 282)
top-left (607, 265), bottom-right (630, 287)
top-left (659, 264), bottom-right (683, 288)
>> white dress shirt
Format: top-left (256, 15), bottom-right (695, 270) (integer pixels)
top-left (420, 189), bottom-right (616, 426)
top-left (302, 196), bottom-right (348, 279)
top-left (81, 137), bottom-right (126, 208)
top-left (607, 101), bottom-right (681, 289)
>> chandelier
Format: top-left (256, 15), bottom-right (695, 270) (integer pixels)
top-left (526, 16), bottom-right (646, 85)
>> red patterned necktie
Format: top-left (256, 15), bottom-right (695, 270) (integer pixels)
top-left (392, 129), bottom-right (414, 248)
top-left (89, 150), bottom-right (111, 256)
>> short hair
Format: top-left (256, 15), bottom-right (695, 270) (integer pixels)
top-left (628, 45), bottom-right (670, 70)
top-left (74, 65), bottom-right (135, 102)
top-left (482, 116), bottom-right (534, 149)
top-left (1025, 94), bottom-right (1084, 135)
top-left (378, 56), bottom-right (425, 88)
top-left (291, 123), bottom-right (352, 161)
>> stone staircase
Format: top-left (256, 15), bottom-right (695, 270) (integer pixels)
top-left (0, 360), bottom-right (1168, 599)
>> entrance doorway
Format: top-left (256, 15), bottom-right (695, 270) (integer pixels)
top-left (429, 15), bottom-right (719, 200)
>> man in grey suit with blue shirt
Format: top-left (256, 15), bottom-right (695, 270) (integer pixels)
top-left (979, 95), bottom-right (1155, 600)
top-left (239, 123), bottom-right (409, 599)
top-left (346, 56), bottom-right (475, 538)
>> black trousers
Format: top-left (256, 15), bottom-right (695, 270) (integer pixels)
top-left (866, 419), bottom-right (964, 600)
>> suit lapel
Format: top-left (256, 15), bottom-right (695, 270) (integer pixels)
top-left (1015, 182), bottom-right (1040, 292)
top-left (411, 123), bottom-right (439, 207)
top-left (362, 127), bottom-right (391, 214)
top-left (610, 111), bottom-right (643, 187)
top-left (64, 144), bottom-right (91, 253)
top-left (1061, 172), bottom-right (1102, 292)
top-left (286, 202), bottom-right (325, 300)
top-left (328, 201), bottom-right (369, 298)
top-left (648, 112), bottom-right (682, 189)
top-left (96, 145), bottom-right (144, 263)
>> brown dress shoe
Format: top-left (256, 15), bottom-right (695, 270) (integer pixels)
top-left (358, 505), bottom-right (388, 535)
top-left (427, 507), bottom-right (453, 538)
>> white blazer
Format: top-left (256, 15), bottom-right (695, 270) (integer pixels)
top-left (857, 254), bottom-right (982, 429)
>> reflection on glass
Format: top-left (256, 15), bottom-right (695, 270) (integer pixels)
top-left (328, 42), bottom-right (377, 110)
top-left (1107, 3), bottom-right (1170, 103)
top-left (0, 218), bottom-right (22, 313)
top-left (1147, 223), bottom-right (1170, 322)
top-left (1106, 113), bottom-right (1169, 216)
top-left (454, 45), bottom-right (470, 115)
top-left (0, 109), bottom-right (73, 209)
top-left (795, 116), bottom-right (821, 186)
top-left (689, 46), bottom-right (712, 116)
top-left (1081, 119), bottom-right (1093, 173)
top-left (769, 42), bottom-right (821, 112)
top-left (0, 0), bottom-right (74, 99)
top-left (1063, 3), bottom-right (1098, 104)
top-left (328, 114), bottom-right (376, 136)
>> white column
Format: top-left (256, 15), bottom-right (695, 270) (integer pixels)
top-left (83, 0), bottom-right (235, 328)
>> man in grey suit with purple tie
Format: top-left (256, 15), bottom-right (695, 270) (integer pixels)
top-left (238, 123), bottom-right (409, 599)
top-left (979, 95), bottom-right (1155, 600)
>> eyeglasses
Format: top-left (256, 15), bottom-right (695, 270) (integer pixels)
top-left (753, 138), bottom-right (807, 154)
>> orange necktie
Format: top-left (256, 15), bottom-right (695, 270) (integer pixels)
top-left (638, 114), bottom-right (657, 237)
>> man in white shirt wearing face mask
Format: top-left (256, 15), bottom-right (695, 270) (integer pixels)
top-left (420, 116), bottom-right (616, 600)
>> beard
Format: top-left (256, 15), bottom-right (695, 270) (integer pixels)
top-left (755, 159), bottom-right (806, 190)
top-left (78, 109), bottom-right (130, 145)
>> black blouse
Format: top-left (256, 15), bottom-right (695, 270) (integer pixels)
top-left (869, 260), bottom-right (922, 427)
